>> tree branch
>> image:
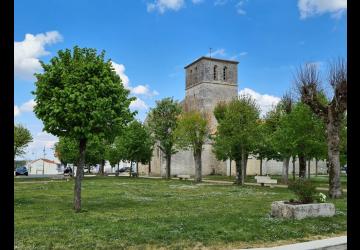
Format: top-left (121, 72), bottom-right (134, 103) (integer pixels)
top-left (294, 63), bottom-right (328, 120)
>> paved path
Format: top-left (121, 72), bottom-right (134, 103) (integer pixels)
top-left (235, 235), bottom-right (347, 250)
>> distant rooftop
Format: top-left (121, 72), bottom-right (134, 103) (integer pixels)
top-left (184, 56), bottom-right (239, 69)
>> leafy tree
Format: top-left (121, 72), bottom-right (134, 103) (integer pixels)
top-left (273, 103), bottom-right (326, 179)
top-left (296, 59), bottom-right (347, 198)
top-left (55, 136), bottom-right (107, 173)
top-left (84, 136), bottom-right (105, 173)
top-left (147, 97), bottom-right (182, 179)
top-left (174, 111), bottom-right (209, 182)
top-left (122, 121), bottom-right (154, 175)
top-left (33, 46), bottom-right (135, 211)
top-left (54, 137), bottom-right (78, 167)
top-left (105, 142), bottom-right (122, 174)
top-left (213, 95), bottom-right (260, 185)
top-left (14, 124), bottom-right (33, 160)
top-left (252, 118), bottom-right (281, 176)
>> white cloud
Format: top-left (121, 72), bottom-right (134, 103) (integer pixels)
top-left (26, 132), bottom-right (59, 159)
top-left (236, 0), bottom-right (247, 15)
top-left (111, 61), bottom-right (130, 88)
top-left (192, 0), bottom-right (204, 3)
top-left (14, 31), bottom-right (63, 80)
top-left (147, 0), bottom-right (185, 13)
top-left (14, 106), bottom-right (20, 117)
top-left (14, 99), bottom-right (37, 117)
top-left (111, 61), bottom-right (159, 98)
top-left (131, 84), bottom-right (159, 97)
top-left (130, 97), bottom-right (149, 110)
top-left (214, 0), bottom-right (227, 6)
top-left (298, 0), bottom-right (347, 19)
top-left (239, 52), bottom-right (248, 56)
top-left (238, 88), bottom-right (281, 117)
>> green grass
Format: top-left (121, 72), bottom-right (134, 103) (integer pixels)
top-left (15, 177), bottom-right (347, 250)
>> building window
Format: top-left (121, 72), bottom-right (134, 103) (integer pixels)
top-left (223, 66), bottom-right (227, 81)
top-left (213, 65), bottom-right (217, 80)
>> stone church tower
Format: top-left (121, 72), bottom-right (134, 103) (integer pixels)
top-left (143, 56), bottom-right (239, 177)
top-left (183, 56), bottom-right (239, 134)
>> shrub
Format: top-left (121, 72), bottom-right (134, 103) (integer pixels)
top-left (288, 179), bottom-right (317, 203)
top-left (316, 192), bottom-right (327, 203)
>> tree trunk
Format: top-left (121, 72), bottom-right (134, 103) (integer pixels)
top-left (292, 156), bottom-right (296, 180)
top-left (241, 150), bottom-right (246, 184)
top-left (129, 161), bottom-right (132, 177)
top-left (327, 120), bottom-right (342, 198)
top-left (307, 159), bottom-right (311, 179)
top-left (116, 162), bottom-right (119, 177)
top-left (298, 154), bottom-right (306, 179)
top-left (243, 153), bottom-right (248, 179)
top-left (315, 159), bottom-right (318, 176)
top-left (74, 138), bottom-right (86, 212)
top-left (282, 157), bottom-right (290, 184)
top-left (165, 154), bottom-right (171, 179)
top-left (148, 160), bottom-right (151, 175)
top-left (235, 158), bottom-right (243, 185)
top-left (229, 158), bottom-right (232, 177)
top-left (194, 150), bottom-right (202, 183)
top-left (99, 159), bottom-right (105, 176)
top-left (260, 157), bottom-right (263, 176)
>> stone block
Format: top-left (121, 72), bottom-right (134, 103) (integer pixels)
top-left (271, 201), bottom-right (335, 220)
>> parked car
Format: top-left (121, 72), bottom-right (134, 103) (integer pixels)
top-left (116, 166), bottom-right (130, 173)
top-left (15, 166), bottom-right (28, 176)
top-left (64, 166), bottom-right (73, 176)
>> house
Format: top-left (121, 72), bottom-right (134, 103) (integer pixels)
top-left (27, 158), bottom-right (62, 175)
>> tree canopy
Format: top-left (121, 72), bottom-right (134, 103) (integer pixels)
top-left (33, 46), bottom-right (135, 212)
top-left (14, 124), bottom-right (33, 159)
top-left (147, 97), bottom-right (182, 178)
top-left (213, 95), bottom-right (260, 184)
top-left (174, 111), bottom-right (209, 182)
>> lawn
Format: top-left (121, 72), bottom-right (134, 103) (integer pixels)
top-left (15, 177), bottom-right (347, 250)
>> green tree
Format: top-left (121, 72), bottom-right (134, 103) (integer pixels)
top-left (54, 137), bottom-right (78, 167)
top-left (213, 95), bottom-right (260, 185)
top-left (122, 121), bottom-right (154, 175)
top-left (55, 136), bottom-right (107, 173)
top-left (147, 97), bottom-right (182, 179)
top-left (105, 142), bottom-right (122, 174)
top-left (174, 111), bottom-right (209, 182)
top-left (273, 103), bottom-right (326, 179)
top-left (14, 124), bottom-right (33, 162)
top-left (252, 118), bottom-right (281, 176)
top-left (33, 46), bottom-right (135, 212)
top-left (85, 136), bottom-right (105, 173)
top-left (296, 59), bottom-right (347, 198)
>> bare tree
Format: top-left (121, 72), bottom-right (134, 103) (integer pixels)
top-left (295, 59), bottom-right (347, 198)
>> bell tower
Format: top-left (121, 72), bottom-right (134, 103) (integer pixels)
top-left (184, 56), bottom-right (239, 133)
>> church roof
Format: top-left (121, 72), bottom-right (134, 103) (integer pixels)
top-left (184, 56), bottom-right (239, 69)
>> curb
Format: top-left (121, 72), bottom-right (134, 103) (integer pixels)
top-left (235, 236), bottom-right (347, 250)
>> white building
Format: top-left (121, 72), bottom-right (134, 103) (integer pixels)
top-left (27, 158), bottom-right (62, 175)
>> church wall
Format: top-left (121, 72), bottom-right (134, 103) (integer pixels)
top-left (226, 157), bottom-right (328, 176)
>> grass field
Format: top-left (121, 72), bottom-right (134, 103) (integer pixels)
top-left (15, 177), bottom-right (347, 250)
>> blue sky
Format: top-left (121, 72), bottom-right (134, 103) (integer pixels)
top-left (14, 0), bottom-right (347, 160)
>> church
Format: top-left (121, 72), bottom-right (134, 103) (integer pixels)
top-left (138, 56), bottom-right (328, 177)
